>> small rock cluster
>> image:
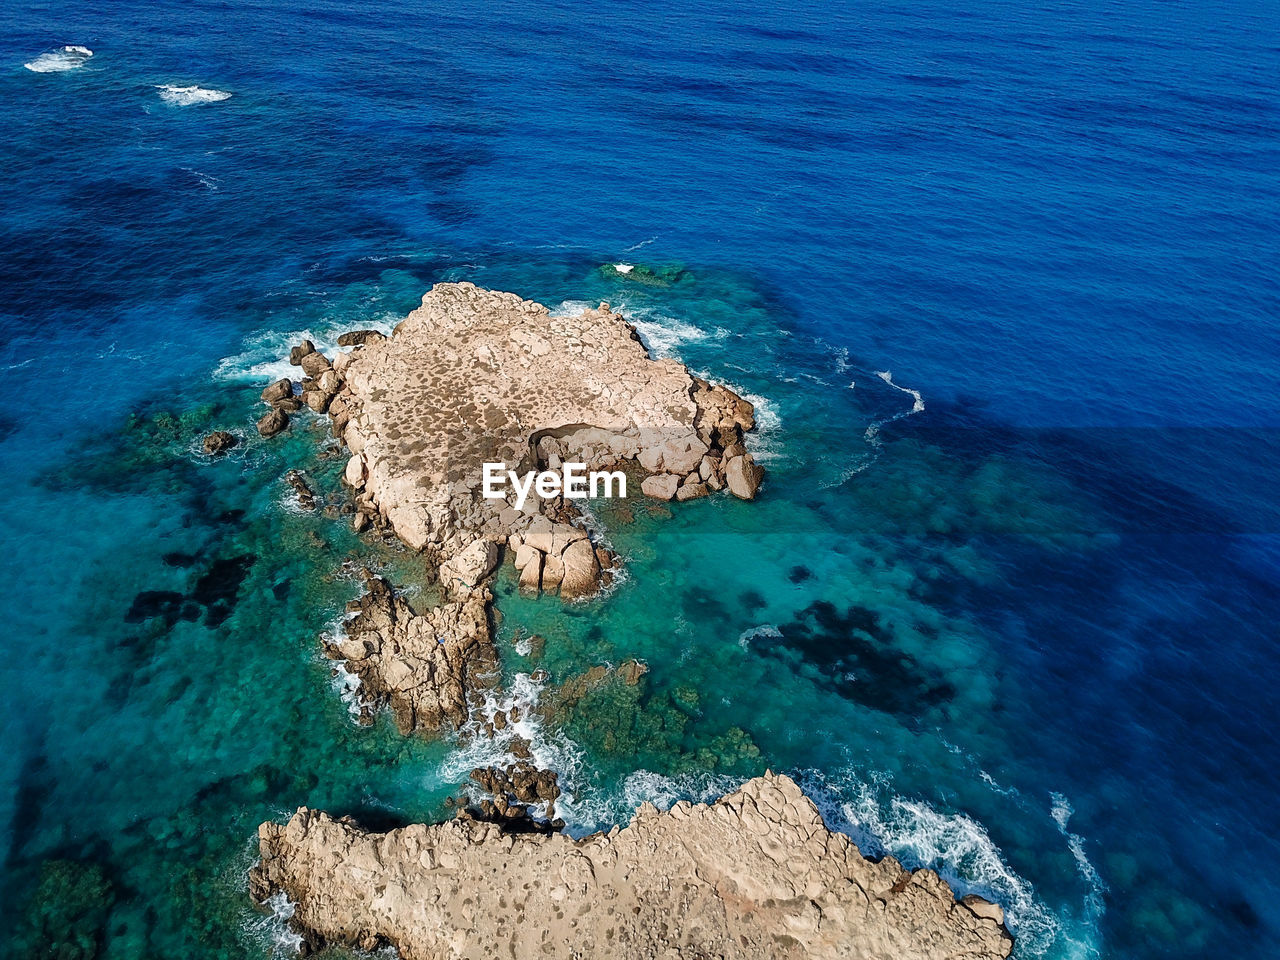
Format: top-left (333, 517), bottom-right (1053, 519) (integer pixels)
top-left (468, 762), bottom-right (563, 829)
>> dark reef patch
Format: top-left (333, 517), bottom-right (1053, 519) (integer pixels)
top-left (761, 601), bottom-right (955, 718)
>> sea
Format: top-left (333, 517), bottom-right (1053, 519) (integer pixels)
top-left (2, 1), bottom-right (1278, 957)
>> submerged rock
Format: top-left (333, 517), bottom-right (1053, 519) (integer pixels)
top-left (251, 773), bottom-right (1013, 960)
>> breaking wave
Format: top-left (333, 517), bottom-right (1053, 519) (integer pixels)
top-left (801, 768), bottom-right (1104, 960)
top-left (156, 84), bottom-right (233, 106)
top-left (24, 45), bottom-right (94, 73)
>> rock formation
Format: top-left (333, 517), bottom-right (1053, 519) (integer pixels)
top-left (255, 283), bottom-right (765, 732)
top-left (318, 283), bottom-right (761, 572)
top-left (323, 572), bottom-right (498, 735)
top-left (250, 772), bottom-right (1013, 960)
top-left (202, 430), bottom-right (237, 455)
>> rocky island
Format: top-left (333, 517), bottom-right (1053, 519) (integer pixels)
top-left (248, 283), bottom-right (1012, 959)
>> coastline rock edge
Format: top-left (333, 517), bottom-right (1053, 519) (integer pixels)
top-left (250, 772), bottom-right (1013, 960)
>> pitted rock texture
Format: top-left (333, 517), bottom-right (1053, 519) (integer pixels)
top-left (251, 773), bottom-right (1012, 960)
top-left (334, 282), bottom-right (760, 563)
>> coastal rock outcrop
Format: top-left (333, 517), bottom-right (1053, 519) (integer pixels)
top-left (324, 573), bottom-right (498, 735)
top-left (250, 772), bottom-right (1013, 960)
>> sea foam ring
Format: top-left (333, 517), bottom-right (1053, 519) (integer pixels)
top-left (24, 45), bottom-right (94, 73)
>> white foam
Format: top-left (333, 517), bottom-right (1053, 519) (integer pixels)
top-left (824, 773), bottom-right (1062, 956)
top-left (616, 769), bottom-right (741, 814)
top-left (552, 299), bottom-right (727, 362)
top-left (613, 263), bottom-right (635, 274)
top-left (628, 312), bottom-right (717, 358)
top-left (242, 890), bottom-right (303, 956)
top-left (821, 369), bottom-right (927, 487)
top-left (156, 84), bottom-right (233, 106)
top-left (212, 312), bottom-right (398, 383)
top-left (24, 46), bottom-right (94, 73)
top-left (691, 368), bottom-right (783, 463)
top-left (877, 369), bottom-right (925, 413)
top-left (441, 671), bottom-right (589, 823)
top-left (1050, 793), bottom-right (1108, 921)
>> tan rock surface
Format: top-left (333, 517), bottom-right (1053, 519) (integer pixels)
top-left (325, 573), bottom-right (497, 735)
top-left (251, 773), bottom-right (1012, 960)
top-left (334, 282), bottom-right (759, 561)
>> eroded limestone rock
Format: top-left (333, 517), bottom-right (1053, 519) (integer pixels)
top-left (250, 773), bottom-right (1013, 960)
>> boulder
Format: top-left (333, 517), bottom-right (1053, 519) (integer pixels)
top-left (202, 431), bottom-right (238, 455)
top-left (438, 540), bottom-right (500, 593)
top-left (289, 340), bottom-right (316, 365)
top-left (344, 455), bottom-right (365, 488)
top-left (300, 352), bottom-right (332, 377)
top-left (257, 408), bottom-right (289, 438)
top-left (261, 378), bottom-right (294, 403)
top-left (541, 552), bottom-right (565, 593)
top-left (675, 481), bottom-right (709, 501)
top-left (303, 390), bottom-right (332, 414)
top-left (337, 329), bottom-right (387, 348)
top-left (559, 538), bottom-right (602, 599)
top-left (518, 552), bottom-right (542, 594)
top-left (725, 454), bottom-right (763, 500)
top-left (318, 370), bottom-right (342, 394)
top-left (640, 473), bottom-right (680, 501)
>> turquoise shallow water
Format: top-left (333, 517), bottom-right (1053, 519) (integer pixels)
top-left (4, 1), bottom-right (1280, 958)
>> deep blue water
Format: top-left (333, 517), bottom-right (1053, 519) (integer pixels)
top-left (2, 1), bottom-right (1279, 957)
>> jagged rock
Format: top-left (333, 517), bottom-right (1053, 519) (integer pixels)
top-left (640, 473), bottom-right (680, 500)
top-left (289, 340), bottom-right (316, 365)
top-left (285, 470), bottom-right (317, 510)
top-left (251, 773), bottom-right (1012, 960)
top-left (725, 453), bottom-right (764, 500)
top-left (337, 329), bottom-right (386, 347)
top-left (256, 408), bottom-right (289, 438)
top-left (325, 573), bottom-right (497, 735)
top-left (261, 378), bottom-right (294, 404)
top-left (202, 431), bottom-right (237, 455)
